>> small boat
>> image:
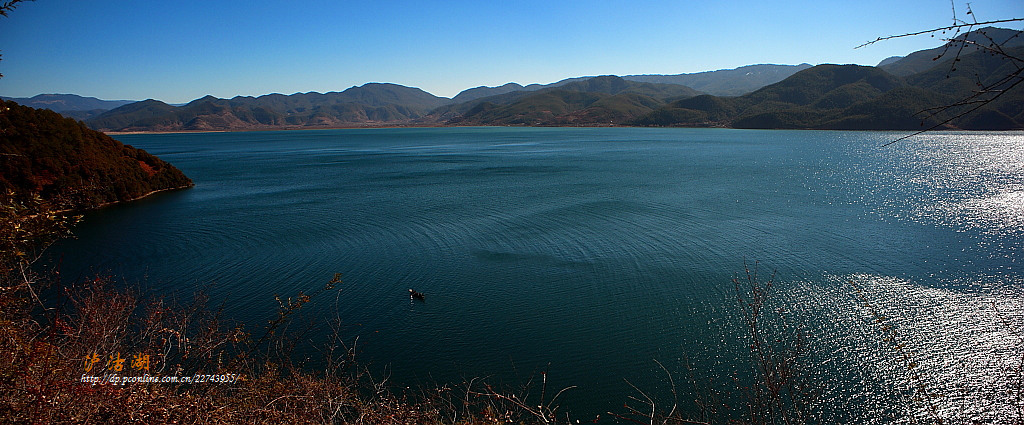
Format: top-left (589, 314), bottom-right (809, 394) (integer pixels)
top-left (408, 289), bottom-right (425, 301)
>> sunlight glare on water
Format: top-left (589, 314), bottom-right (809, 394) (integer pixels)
top-left (784, 273), bottom-right (1024, 423)
top-left (881, 132), bottom-right (1024, 239)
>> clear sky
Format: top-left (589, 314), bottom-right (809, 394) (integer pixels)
top-left (1, 0), bottom-right (1022, 103)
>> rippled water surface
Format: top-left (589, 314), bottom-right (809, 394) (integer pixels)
top-left (48, 128), bottom-right (1024, 422)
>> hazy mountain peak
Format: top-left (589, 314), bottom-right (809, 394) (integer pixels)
top-left (623, 64), bottom-right (814, 96)
top-left (451, 83), bottom-right (529, 103)
top-left (1, 93), bottom-right (135, 113)
top-left (877, 56), bottom-right (903, 67)
top-left (187, 95), bottom-right (220, 105)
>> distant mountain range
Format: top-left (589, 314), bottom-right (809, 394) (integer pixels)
top-left (634, 65), bottom-right (929, 129)
top-left (623, 64), bottom-right (815, 96)
top-left (6, 27), bottom-right (1022, 131)
top-left (448, 63), bottom-right (812, 103)
top-left (2, 62), bottom-right (825, 131)
top-left (635, 40), bottom-right (1024, 130)
top-left (1, 94), bottom-right (135, 121)
top-left (86, 83), bottom-right (449, 132)
top-left (1, 93), bottom-right (135, 111)
top-left (434, 75), bottom-right (703, 126)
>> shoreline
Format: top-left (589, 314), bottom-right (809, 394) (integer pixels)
top-left (52, 183), bottom-right (195, 215)
top-left (102, 125), bottom-right (1024, 136)
top-left (97, 183), bottom-right (195, 208)
top-left (104, 123), bottom-right (450, 136)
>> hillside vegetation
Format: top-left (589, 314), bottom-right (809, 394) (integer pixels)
top-left (632, 42), bottom-right (1024, 130)
top-left (878, 27), bottom-right (1024, 76)
top-left (444, 76), bottom-right (701, 126)
top-left (0, 101), bottom-right (192, 210)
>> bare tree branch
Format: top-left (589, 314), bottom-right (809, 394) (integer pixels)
top-left (0, 0), bottom-right (33, 18)
top-left (882, 65), bottom-right (1024, 146)
top-left (858, 3), bottom-right (1024, 144)
top-left (855, 18), bottom-right (1024, 49)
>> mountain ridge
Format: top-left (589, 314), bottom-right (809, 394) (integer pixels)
top-left (1, 94), bottom-right (137, 121)
top-left (442, 76), bottom-right (702, 126)
top-left (7, 27), bottom-right (1020, 132)
top-left (623, 63), bottom-right (815, 96)
top-left (87, 83), bottom-right (454, 132)
top-left (0, 93), bottom-right (136, 112)
top-left (632, 43), bottom-right (1024, 131)
top-left (879, 27), bottom-right (1024, 76)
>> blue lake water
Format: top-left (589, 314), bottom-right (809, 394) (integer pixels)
top-left (47, 127), bottom-right (1024, 422)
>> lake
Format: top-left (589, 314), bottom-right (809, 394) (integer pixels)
top-left (46, 127), bottom-right (1024, 422)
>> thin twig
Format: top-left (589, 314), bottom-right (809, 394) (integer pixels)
top-left (882, 68), bottom-right (1024, 146)
top-left (855, 18), bottom-right (1024, 49)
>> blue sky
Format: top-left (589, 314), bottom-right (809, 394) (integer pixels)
top-left (1, 0), bottom-right (1022, 103)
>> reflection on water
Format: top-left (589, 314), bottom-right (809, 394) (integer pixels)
top-left (865, 132), bottom-right (1024, 241)
top-left (45, 128), bottom-right (1024, 423)
top-left (780, 273), bottom-right (1024, 423)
